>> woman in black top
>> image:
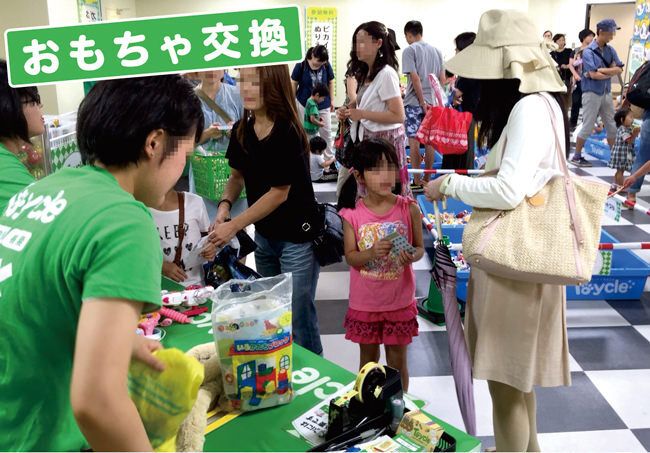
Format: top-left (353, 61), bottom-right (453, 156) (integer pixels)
top-left (550, 34), bottom-right (573, 112)
top-left (211, 64), bottom-right (323, 355)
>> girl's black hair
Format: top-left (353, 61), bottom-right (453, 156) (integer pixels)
top-left (454, 32), bottom-right (476, 52)
top-left (552, 33), bottom-right (565, 43)
top-left (615, 108), bottom-right (631, 128)
top-left (306, 45), bottom-right (329, 63)
top-left (337, 138), bottom-right (400, 209)
top-left (0, 59), bottom-right (41, 143)
top-left (475, 79), bottom-right (570, 157)
top-left (77, 75), bottom-right (204, 168)
top-left (346, 21), bottom-right (399, 87)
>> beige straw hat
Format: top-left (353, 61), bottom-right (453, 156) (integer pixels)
top-left (445, 9), bottom-right (566, 94)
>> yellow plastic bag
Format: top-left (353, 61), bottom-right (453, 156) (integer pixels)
top-left (129, 348), bottom-right (204, 451)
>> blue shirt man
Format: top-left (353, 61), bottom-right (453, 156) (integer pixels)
top-left (572, 19), bottom-right (624, 167)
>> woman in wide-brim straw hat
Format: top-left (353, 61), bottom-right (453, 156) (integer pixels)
top-left (425, 10), bottom-right (570, 452)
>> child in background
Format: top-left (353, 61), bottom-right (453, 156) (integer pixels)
top-left (609, 108), bottom-right (640, 190)
top-left (337, 138), bottom-right (424, 391)
top-left (150, 189), bottom-right (217, 286)
top-left (303, 84), bottom-right (329, 138)
top-left (309, 136), bottom-right (338, 182)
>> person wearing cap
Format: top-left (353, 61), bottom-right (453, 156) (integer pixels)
top-left (425, 10), bottom-right (570, 452)
top-left (571, 18), bottom-right (624, 167)
top-left (402, 20), bottom-right (445, 192)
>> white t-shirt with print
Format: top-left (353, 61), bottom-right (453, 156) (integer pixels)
top-left (352, 65), bottom-right (403, 140)
top-left (150, 192), bottom-right (211, 287)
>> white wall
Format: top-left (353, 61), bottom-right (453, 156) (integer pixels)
top-left (0, 0), bottom-right (58, 114)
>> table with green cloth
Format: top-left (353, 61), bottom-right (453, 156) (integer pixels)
top-left (159, 278), bottom-right (481, 452)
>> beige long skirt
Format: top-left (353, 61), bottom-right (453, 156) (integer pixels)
top-left (465, 268), bottom-right (571, 393)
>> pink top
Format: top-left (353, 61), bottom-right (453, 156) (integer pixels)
top-left (340, 196), bottom-right (416, 312)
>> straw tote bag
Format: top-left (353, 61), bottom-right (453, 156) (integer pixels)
top-left (462, 94), bottom-right (609, 285)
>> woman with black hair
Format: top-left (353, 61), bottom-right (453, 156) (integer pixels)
top-left (291, 45), bottom-right (336, 156)
top-left (0, 59), bottom-right (44, 211)
top-left (550, 33), bottom-right (574, 112)
top-left (337, 21), bottom-right (409, 197)
top-left (0, 75), bottom-right (205, 451)
top-left (426, 10), bottom-right (571, 452)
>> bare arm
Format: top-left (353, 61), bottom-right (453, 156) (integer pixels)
top-left (408, 204), bottom-right (425, 262)
top-left (291, 80), bottom-right (299, 95)
top-left (71, 299), bottom-right (152, 451)
top-left (346, 76), bottom-right (358, 107)
top-left (320, 157), bottom-right (335, 168)
top-left (598, 66), bottom-right (623, 76)
top-left (357, 96), bottom-right (406, 124)
top-left (214, 168), bottom-right (245, 224)
top-left (409, 72), bottom-right (427, 107)
top-left (588, 70), bottom-right (611, 80)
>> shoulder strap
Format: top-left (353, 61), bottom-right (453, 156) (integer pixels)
top-left (194, 86), bottom-right (233, 123)
top-left (586, 46), bottom-right (612, 67)
top-left (174, 192), bottom-right (186, 266)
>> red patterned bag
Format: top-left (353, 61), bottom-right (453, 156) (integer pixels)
top-left (416, 74), bottom-right (473, 155)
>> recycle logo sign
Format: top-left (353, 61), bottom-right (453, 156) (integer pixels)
top-left (4, 5), bottom-right (304, 86)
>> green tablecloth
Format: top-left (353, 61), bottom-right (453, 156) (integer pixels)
top-left (160, 278), bottom-right (481, 452)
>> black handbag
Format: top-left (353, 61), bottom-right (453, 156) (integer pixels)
top-left (311, 202), bottom-right (345, 267)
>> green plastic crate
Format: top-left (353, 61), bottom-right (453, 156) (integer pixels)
top-left (191, 153), bottom-right (246, 202)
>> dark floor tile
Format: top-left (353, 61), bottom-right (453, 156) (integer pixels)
top-left (535, 372), bottom-right (627, 433)
top-left (607, 293), bottom-right (650, 325)
top-left (603, 225), bottom-right (650, 243)
top-left (315, 191), bottom-right (339, 204)
top-left (315, 299), bottom-right (348, 335)
top-left (571, 168), bottom-right (592, 177)
top-left (408, 331), bottom-right (454, 376)
top-left (632, 429), bottom-right (650, 451)
top-left (621, 208), bottom-right (650, 224)
top-left (568, 326), bottom-right (650, 371)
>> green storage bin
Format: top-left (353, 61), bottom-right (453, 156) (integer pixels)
top-left (191, 152), bottom-right (246, 202)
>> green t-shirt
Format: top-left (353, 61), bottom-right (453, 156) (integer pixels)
top-left (303, 97), bottom-right (321, 134)
top-left (0, 166), bottom-right (163, 451)
top-left (0, 143), bottom-right (35, 213)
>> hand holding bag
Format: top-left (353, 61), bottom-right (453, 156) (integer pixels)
top-left (461, 94), bottom-right (609, 285)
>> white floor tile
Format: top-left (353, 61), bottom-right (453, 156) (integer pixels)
top-left (408, 376), bottom-right (494, 437)
top-left (637, 225), bottom-right (650, 235)
top-left (321, 334), bottom-right (358, 373)
top-left (569, 354), bottom-right (583, 372)
top-left (538, 429), bottom-right (647, 452)
top-left (565, 299), bottom-right (630, 328)
top-left (315, 272), bottom-right (349, 300)
top-left (413, 253), bottom-right (432, 271)
top-left (600, 214), bottom-right (632, 226)
top-left (583, 167), bottom-right (617, 177)
top-left (587, 369), bottom-right (650, 429)
top-left (416, 315), bottom-right (447, 333)
top-left (313, 182), bottom-right (337, 193)
top-left (632, 249), bottom-right (650, 264)
top-left (634, 325), bottom-right (650, 344)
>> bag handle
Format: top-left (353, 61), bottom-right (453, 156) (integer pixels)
top-left (428, 73), bottom-right (446, 108)
top-left (194, 86), bottom-right (233, 123)
top-left (536, 94), bottom-right (585, 248)
top-left (174, 192), bottom-right (186, 266)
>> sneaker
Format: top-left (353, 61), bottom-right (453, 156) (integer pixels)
top-left (570, 156), bottom-right (592, 167)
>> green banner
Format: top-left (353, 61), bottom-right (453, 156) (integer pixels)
top-left (5, 6), bottom-right (303, 87)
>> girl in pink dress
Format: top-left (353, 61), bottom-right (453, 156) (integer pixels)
top-left (338, 138), bottom-right (424, 390)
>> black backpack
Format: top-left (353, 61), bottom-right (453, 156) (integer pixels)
top-left (626, 62), bottom-right (650, 109)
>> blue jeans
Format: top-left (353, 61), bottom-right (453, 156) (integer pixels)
top-left (254, 233), bottom-right (323, 355)
top-left (629, 116), bottom-right (650, 194)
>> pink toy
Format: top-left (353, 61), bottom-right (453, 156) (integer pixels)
top-left (138, 312), bottom-right (161, 336)
top-left (159, 307), bottom-right (190, 324)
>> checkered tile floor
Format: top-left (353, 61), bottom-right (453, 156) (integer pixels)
top-left (189, 146), bottom-right (650, 452)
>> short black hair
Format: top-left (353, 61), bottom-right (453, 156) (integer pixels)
top-left (309, 136), bottom-right (327, 154)
top-left (615, 108), bottom-right (631, 128)
top-left (552, 33), bottom-right (565, 43)
top-left (579, 28), bottom-right (595, 42)
top-left (311, 83), bottom-right (330, 98)
top-left (307, 45), bottom-right (329, 62)
top-left (404, 21), bottom-right (423, 36)
top-left (0, 59), bottom-right (41, 143)
top-left (77, 75), bottom-right (204, 168)
top-left (455, 32), bottom-right (476, 52)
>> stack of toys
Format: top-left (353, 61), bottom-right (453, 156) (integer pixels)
top-left (427, 210), bottom-right (471, 226)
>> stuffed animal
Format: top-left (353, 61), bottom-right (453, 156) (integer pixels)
top-left (176, 342), bottom-right (231, 452)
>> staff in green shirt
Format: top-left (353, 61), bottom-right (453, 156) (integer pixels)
top-left (0, 75), bottom-right (204, 451)
top-left (0, 59), bottom-right (42, 212)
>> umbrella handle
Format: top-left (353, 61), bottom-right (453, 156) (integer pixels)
top-left (432, 200), bottom-right (444, 240)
